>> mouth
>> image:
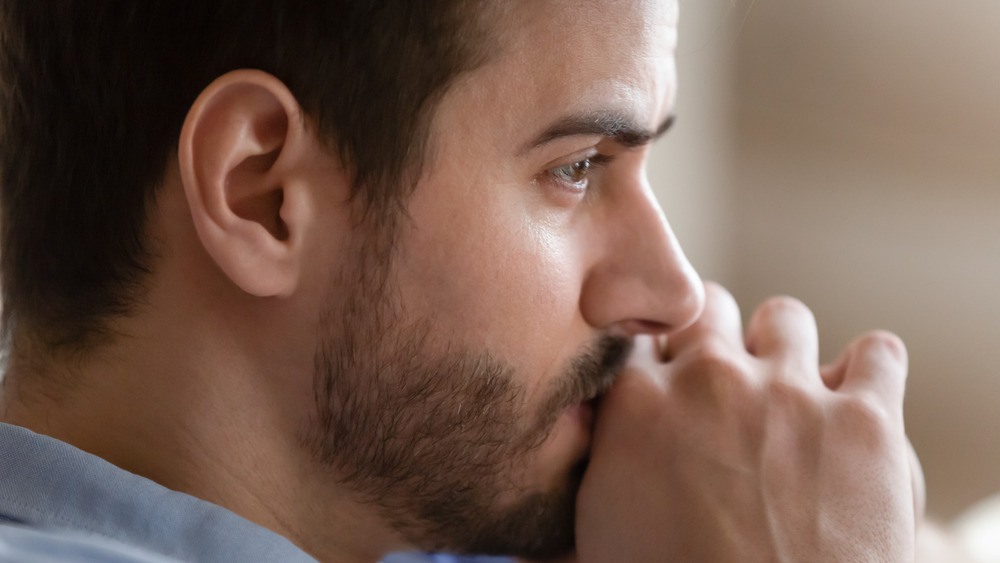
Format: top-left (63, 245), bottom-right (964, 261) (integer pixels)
top-left (573, 356), bottom-right (622, 414)
top-left (566, 336), bottom-right (631, 403)
top-left (532, 335), bottom-right (632, 440)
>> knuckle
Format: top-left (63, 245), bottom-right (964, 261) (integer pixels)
top-left (844, 393), bottom-right (888, 423)
top-left (672, 342), bottom-right (753, 399)
top-left (833, 393), bottom-right (899, 442)
top-left (765, 378), bottom-right (814, 409)
top-left (757, 295), bottom-right (813, 320)
top-left (680, 341), bottom-right (743, 374)
top-left (703, 282), bottom-right (740, 318)
top-left (855, 330), bottom-right (908, 364)
top-left (703, 281), bottom-right (737, 306)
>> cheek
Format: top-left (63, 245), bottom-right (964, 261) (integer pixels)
top-left (398, 207), bottom-right (583, 367)
top-left (496, 226), bottom-right (579, 344)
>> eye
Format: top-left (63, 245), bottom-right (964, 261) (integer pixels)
top-left (551, 159), bottom-right (592, 184)
top-left (546, 154), bottom-right (613, 192)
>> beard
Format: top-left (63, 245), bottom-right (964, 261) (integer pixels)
top-left (302, 232), bottom-right (631, 559)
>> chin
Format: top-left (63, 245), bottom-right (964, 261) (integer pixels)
top-left (455, 456), bottom-right (587, 560)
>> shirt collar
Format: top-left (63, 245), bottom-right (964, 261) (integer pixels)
top-left (0, 422), bottom-right (317, 562)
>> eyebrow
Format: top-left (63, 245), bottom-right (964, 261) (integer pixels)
top-left (522, 112), bottom-right (676, 154)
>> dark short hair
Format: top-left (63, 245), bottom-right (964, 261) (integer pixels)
top-left (0, 1), bottom-right (495, 356)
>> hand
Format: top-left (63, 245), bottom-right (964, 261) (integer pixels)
top-left (575, 283), bottom-right (920, 562)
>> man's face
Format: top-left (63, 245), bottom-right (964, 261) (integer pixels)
top-left (306, 0), bottom-right (701, 557)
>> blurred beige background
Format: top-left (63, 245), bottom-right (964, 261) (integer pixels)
top-left (650, 0), bottom-right (1000, 521)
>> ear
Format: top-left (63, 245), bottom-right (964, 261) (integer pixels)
top-left (178, 69), bottom-right (316, 298)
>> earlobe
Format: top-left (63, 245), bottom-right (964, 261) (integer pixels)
top-left (178, 70), bottom-right (312, 298)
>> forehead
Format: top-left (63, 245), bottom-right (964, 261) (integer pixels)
top-left (430, 0), bottom-right (679, 155)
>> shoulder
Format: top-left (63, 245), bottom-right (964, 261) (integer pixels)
top-left (0, 522), bottom-right (183, 563)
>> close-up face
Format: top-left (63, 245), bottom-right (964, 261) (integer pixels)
top-left (305, 0), bottom-right (702, 557)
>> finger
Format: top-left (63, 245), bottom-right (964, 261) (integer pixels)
top-left (745, 296), bottom-right (819, 382)
top-left (628, 334), bottom-right (661, 368)
top-left (662, 281), bottom-right (743, 360)
top-left (837, 330), bottom-right (908, 406)
top-left (819, 349), bottom-right (849, 390)
top-left (909, 437), bottom-right (926, 526)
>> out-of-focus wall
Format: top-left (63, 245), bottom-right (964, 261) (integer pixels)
top-left (732, 0), bottom-right (1000, 520)
top-left (649, 0), bottom-right (737, 284)
top-left (651, 0), bottom-right (1000, 520)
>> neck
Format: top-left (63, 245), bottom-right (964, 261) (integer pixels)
top-left (0, 312), bottom-right (405, 563)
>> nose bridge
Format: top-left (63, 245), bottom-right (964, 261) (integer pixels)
top-left (634, 183), bottom-right (679, 266)
top-left (628, 183), bottom-right (703, 308)
top-left (581, 177), bottom-right (705, 335)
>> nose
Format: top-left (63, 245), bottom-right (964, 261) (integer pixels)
top-left (579, 179), bottom-right (705, 337)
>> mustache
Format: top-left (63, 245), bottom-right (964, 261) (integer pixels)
top-left (538, 334), bottom-right (633, 425)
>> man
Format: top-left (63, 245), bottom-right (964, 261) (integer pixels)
top-left (0, 1), bottom-right (921, 561)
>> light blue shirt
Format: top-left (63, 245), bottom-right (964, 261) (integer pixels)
top-left (0, 423), bottom-right (511, 563)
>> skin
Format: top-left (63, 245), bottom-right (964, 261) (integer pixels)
top-left (298, 0), bottom-right (702, 556)
top-left (0, 0), bottom-right (927, 561)
top-left (341, 0), bottom-right (696, 541)
top-left (576, 285), bottom-right (918, 562)
top-left (2, 1), bottom-right (700, 560)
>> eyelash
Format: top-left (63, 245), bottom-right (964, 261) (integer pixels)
top-left (546, 153), bottom-right (615, 193)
